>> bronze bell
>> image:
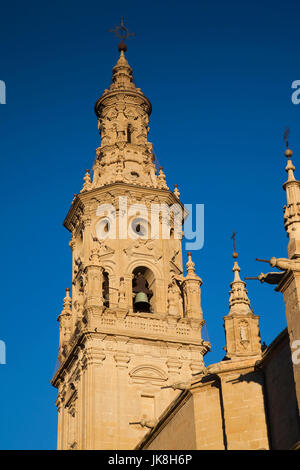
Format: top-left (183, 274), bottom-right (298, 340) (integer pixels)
top-left (133, 291), bottom-right (150, 312)
top-left (132, 272), bottom-right (153, 313)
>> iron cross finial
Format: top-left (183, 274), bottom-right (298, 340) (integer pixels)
top-left (109, 17), bottom-right (135, 44)
top-left (284, 127), bottom-right (290, 149)
top-left (231, 231), bottom-right (238, 258)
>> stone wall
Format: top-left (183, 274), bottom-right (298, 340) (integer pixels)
top-left (146, 394), bottom-right (196, 450)
top-left (138, 361), bottom-right (270, 450)
top-left (261, 329), bottom-right (300, 449)
top-left (220, 369), bottom-right (269, 449)
top-left (193, 380), bottom-right (225, 449)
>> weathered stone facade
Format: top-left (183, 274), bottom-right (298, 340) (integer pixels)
top-left (51, 44), bottom-right (209, 450)
top-left (52, 43), bottom-right (300, 450)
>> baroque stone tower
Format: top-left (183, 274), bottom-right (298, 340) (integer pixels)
top-left (51, 38), bottom-right (210, 450)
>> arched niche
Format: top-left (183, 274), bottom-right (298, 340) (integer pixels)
top-left (100, 262), bottom-right (118, 309)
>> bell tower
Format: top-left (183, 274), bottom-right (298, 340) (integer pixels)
top-left (51, 24), bottom-right (210, 450)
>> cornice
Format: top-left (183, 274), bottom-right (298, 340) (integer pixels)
top-left (63, 183), bottom-right (186, 232)
top-left (95, 89), bottom-right (152, 116)
top-left (199, 356), bottom-right (261, 377)
top-left (51, 325), bottom-right (210, 387)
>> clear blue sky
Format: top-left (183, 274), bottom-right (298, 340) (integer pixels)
top-left (0, 0), bottom-right (300, 449)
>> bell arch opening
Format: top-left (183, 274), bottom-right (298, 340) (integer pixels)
top-left (127, 124), bottom-right (133, 144)
top-left (132, 266), bottom-right (155, 313)
top-left (102, 271), bottom-right (109, 307)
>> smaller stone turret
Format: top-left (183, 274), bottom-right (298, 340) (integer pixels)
top-left (182, 252), bottom-right (203, 320)
top-left (57, 288), bottom-right (72, 361)
top-left (224, 248), bottom-right (262, 360)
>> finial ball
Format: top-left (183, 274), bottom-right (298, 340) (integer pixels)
top-left (285, 148), bottom-right (293, 158)
top-left (233, 251), bottom-right (238, 259)
top-left (118, 41), bottom-right (127, 52)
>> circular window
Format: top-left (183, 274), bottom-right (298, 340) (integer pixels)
top-left (96, 218), bottom-right (111, 240)
top-left (130, 217), bottom-right (148, 239)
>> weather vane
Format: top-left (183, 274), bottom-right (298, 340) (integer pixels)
top-left (284, 127), bottom-right (290, 149)
top-left (231, 231), bottom-right (238, 259)
top-left (109, 17), bottom-right (135, 51)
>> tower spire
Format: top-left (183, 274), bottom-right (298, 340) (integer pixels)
top-left (108, 18), bottom-right (136, 89)
top-left (228, 235), bottom-right (251, 315)
top-left (90, 21), bottom-right (165, 190)
top-left (224, 235), bottom-right (262, 359)
top-left (282, 129), bottom-right (300, 258)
